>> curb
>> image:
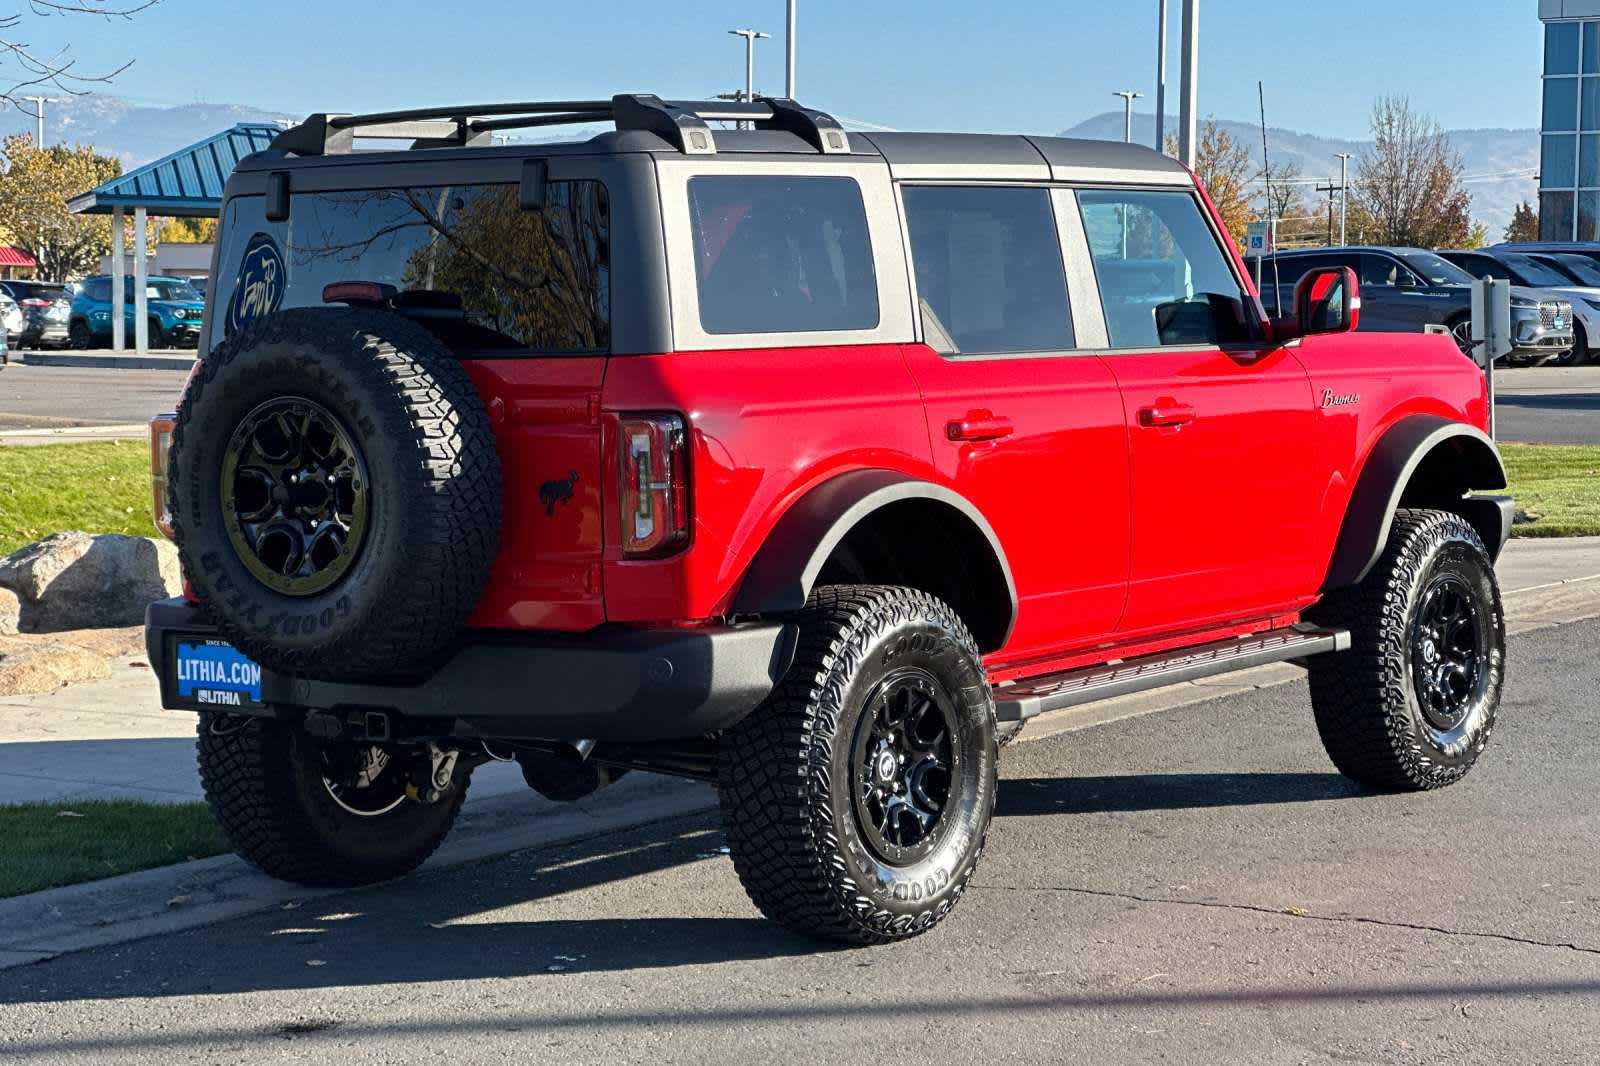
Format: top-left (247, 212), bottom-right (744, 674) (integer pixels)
top-left (3, 573), bottom-right (1599, 972)
top-left (16, 350), bottom-right (196, 371)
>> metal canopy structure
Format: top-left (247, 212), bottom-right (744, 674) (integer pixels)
top-left (67, 123), bottom-right (279, 354)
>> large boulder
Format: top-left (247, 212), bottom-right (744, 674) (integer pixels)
top-left (0, 532), bottom-right (181, 633)
top-left (0, 586), bottom-right (18, 636)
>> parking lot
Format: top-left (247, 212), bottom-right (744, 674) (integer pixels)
top-left (1, 616), bottom-right (1595, 1064)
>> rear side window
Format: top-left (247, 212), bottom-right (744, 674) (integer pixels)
top-left (688, 175), bottom-right (878, 334)
top-left (902, 185), bottom-right (1073, 355)
top-left (212, 180), bottom-right (609, 354)
top-left (1077, 189), bottom-right (1250, 348)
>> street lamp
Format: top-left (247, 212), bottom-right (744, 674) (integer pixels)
top-left (730, 28), bottom-right (770, 128)
top-left (1113, 90), bottom-right (1143, 144)
top-left (1334, 152), bottom-right (1352, 246)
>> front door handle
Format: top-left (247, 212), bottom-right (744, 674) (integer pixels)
top-left (946, 415), bottom-right (1014, 442)
top-left (1138, 403), bottom-right (1196, 428)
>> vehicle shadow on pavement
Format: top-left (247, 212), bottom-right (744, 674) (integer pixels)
top-left (996, 772), bottom-right (1363, 816)
top-left (0, 812), bottom-right (833, 1005)
top-left (1494, 393), bottom-right (1600, 411)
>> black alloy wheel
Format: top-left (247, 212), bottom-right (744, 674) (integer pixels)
top-left (219, 396), bottom-right (370, 598)
top-left (1408, 574), bottom-right (1488, 734)
top-left (851, 668), bottom-right (959, 864)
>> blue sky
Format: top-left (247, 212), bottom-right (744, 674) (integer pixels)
top-left (69, 0), bottom-right (1543, 138)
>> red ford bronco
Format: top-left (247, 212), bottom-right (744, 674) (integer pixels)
top-left (146, 95), bottom-right (1510, 946)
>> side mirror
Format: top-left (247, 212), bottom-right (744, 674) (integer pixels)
top-left (1276, 266), bottom-right (1359, 340)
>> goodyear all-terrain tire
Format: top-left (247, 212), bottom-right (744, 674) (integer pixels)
top-left (170, 308), bottom-right (500, 681)
top-left (1306, 509), bottom-right (1505, 791)
top-left (196, 712), bottom-right (467, 887)
top-left (718, 586), bottom-right (998, 945)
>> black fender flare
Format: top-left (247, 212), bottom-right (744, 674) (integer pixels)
top-left (731, 469), bottom-right (1019, 648)
top-left (1323, 416), bottom-right (1509, 591)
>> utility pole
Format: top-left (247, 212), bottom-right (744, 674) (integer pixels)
top-left (1334, 152), bottom-right (1352, 245)
top-left (1177, 0), bottom-right (1199, 168)
top-left (1113, 91), bottom-right (1142, 143)
top-left (23, 96), bottom-right (45, 146)
top-left (729, 28), bottom-right (770, 128)
top-left (785, 0), bottom-right (797, 98)
top-left (1316, 180), bottom-right (1340, 245)
top-left (1155, 0), bottom-right (1168, 153)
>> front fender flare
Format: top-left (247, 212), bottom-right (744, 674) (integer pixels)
top-left (731, 469), bottom-right (1019, 646)
top-left (1323, 416), bottom-right (1508, 591)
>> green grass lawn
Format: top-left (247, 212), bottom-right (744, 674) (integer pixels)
top-left (1499, 443), bottom-right (1600, 538)
top-left (0, 440), bottom-right (157, 556)
top-left (0, 800), bottom-right (228, 899)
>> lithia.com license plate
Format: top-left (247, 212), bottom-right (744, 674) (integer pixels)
top-left (173, 640), bottom-right (264, 708)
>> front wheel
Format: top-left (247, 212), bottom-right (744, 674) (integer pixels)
top-left (718, 586), bottom-right (998, 945)
top-left (196, 714), bottom-right (468, 886)
top-left (1306, 509), bottom-right (1504, 791)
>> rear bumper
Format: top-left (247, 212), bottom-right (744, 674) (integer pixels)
top-left (145, 598), bottom-right (797, 742)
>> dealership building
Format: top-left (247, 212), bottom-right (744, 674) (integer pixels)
top-left (1539, 0), bottom-right (1600, 238)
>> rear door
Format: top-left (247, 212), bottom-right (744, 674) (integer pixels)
top-left (1073, 187), bottom-right (1322, 635)
top-left (899, 183), bottom-right (1129, 661)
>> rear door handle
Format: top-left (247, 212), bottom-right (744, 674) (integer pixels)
top-left (946, 415), bottom-right (1014, 442)
top-left (1138, 403), bottom-right (1196, 428)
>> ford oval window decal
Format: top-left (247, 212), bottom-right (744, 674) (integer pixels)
top-left (225, 232), bottom-right (286, 336)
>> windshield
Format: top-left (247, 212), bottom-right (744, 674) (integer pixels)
top-left (1399, 251), bottom-right (1475, 286)
top-left (121, 278), bottom-right (202, 302)
top-left (1546, 253), bottom-right (1600, 286)
top-left (1502, 253), bottom-right (1574, 288)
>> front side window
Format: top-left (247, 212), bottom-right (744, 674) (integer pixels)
top-left (1077, 189), bottom-right (1251, 348)
top-left (212, 180), bottom-right (610, 353)
top-left (902, 185), bottom-right (1072, 355)
top-left (687, 175), bottom-right (877, 335)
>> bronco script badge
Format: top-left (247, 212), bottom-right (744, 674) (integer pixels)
top-left (1321, 388), bottom-right (1359, 409)
top-left (224, 232), bottom-right (286, 337)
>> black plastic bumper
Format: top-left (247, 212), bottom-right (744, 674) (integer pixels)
top-left (145, 598), bottom-right (798, 742)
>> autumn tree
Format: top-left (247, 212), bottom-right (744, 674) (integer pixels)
top-left (1350, 96), bottom-right (1471, 248)
top-left (1505, 200), bottom-right (1539, 243)
top-left (1166, 118), bottom-right (1253, 247)
top-left (1257, 157), bottom-right (1324, 246)
top-left (161, 216), bottom-right (217, 243)
top-left (0, 134), bottom-right (132, 280)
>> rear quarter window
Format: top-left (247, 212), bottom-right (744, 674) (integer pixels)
top-left (212, 180), bottom-right (610, 354)
top-left (687, 175), bottom-right (878, 335)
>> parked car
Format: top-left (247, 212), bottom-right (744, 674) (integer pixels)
top-left (1250, 246), bottom-right (1574, 365)
top-left (1438, 248), bottom-right (1600, 366)
top-left (67, 274), bottom-right (206, 349)
top-left (145, 94), bottom-right (1510, 947)
top-left (0, 280), bottom-right (72, 349)
top-left (1494, 241), bottom-right (1600, 269)
top-left (0, 289), bottom-right (22, 347)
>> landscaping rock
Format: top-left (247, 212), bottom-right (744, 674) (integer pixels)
top-left (0, 635), bottom-right (112, 696)
top-left (0, 587), bottom-right (18, 636)
top-left (0, 532), bottom-right (180, 633)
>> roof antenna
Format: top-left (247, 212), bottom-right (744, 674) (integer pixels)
top-left (1258, 80), bottom-right (1281, 315)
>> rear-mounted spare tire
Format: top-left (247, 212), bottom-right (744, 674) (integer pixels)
top-left (169, 307), bottom-right (502, 681)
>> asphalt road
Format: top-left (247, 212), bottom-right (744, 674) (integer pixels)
top-left (1484, 365), bottom-right (1600, 444)
top-left (0, 618), bottom-right (1595, 1064)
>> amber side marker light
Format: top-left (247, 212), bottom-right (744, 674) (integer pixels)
top-left (149, 414), bottom-right (177, 539)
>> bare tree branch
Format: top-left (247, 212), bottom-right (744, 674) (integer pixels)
top-left (0, 0), bottom-right (156, 113)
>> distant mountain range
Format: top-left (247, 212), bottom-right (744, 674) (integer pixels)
top-left (5, 95), bottom-right (1539, 233)
top-left (1062, 112), bottom-right (1538, 236)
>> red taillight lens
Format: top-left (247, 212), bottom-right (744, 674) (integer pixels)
top-left (19, 298), bottom-right (47, 308)
top-left (619, 413), bottom-right (688, 558)
top-left (150, 414), bottom-right (177, 540)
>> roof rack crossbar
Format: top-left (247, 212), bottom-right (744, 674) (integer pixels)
top-left (269, 94), bottom-right (851, 157)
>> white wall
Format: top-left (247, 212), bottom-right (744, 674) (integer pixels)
top-left (97, 242), bottom-right (214, 280)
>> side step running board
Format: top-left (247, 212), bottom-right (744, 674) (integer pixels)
top-left (993, 624), bottom-right (1350, 723)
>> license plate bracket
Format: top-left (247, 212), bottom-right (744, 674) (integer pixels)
top-left (169, 638), bottom-right (264, 709)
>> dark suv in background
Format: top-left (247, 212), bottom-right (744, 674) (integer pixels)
top-left (0, 280), bottom-right (71, 349)
top-left (1250, 246), bottom-right (1573, 365)
top-left (1438, 247), bottom-right (1600, 365)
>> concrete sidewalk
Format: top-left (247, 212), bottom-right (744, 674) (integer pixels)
top-left (2, 535), bottom-right (1598, 809)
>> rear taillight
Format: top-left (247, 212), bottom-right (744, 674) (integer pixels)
top-left (150, 414), bottom-right (177, 539)
top-left (19, 298), bottom-right (47, 308)
top-left (619, 413), bottom-right (688, 558)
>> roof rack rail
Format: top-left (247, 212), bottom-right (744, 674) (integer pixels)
top-left (270, 94), bottom-right (852, 157)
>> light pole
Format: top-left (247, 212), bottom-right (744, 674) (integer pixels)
top-left (730, 28), bottom-right (770, 127)
top-left (24, 95), bottom-right (45, 146)
top-left (1113, 90), bottom-right (1142, 144)
top-left (1334, 152), bottom-right (1352, 245)
top-left (1155, 0), bottom-right (1168, 153)
top-left (1177, 0), bottom-right (1199, 168)
top-left (785, 0), bottom-right (797, 98)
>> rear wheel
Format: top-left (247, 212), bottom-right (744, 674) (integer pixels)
top-left (196, 713), bottom-right (467, 887)
top-left (718, 586), bottom-right (997, 945)
top-left (1306, 509), bottom-right (1504, 791)
top-left (68, 319), bottom-right (91, 350)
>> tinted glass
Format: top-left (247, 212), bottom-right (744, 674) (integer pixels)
top-left (1550, 21), bottom-right (1581, 75)
top-left (1547, 78), bottom-right (1580, 132)
top-left (1546, 253), bottom-right (1600, 285)
top-left (1588, 23), bottom-right (1600, 73)
top-left (1077, 189), bottom-right (1250, 348)
top-left (1398, 252), bottom-right (1474, 285)
top-left (84, 279), bottom-right (110, 302)
top-left (1501, 253), bottom-right (1572, 287)
top-left (1582, 190), bottom-right (1600, 242)
top-left (687, 175), bottom-right (877, 335)
top-left (125, 278), bottom-right (201, 301)
top-left (1543, 190), bottom-right (1577, 240)
top-left (213, 181), bottom-right (610, 353)
top-left (901, 186), bottom-right (1072, 355)
top-left (1456, 254), bottom-right (1511, 281)
top-left (1545, 134), bottom-right (1579, 189)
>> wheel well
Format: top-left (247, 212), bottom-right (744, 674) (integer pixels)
top-left (1396, 433), bottom-right (1507, 552)
top-left (812, 498), bottom-right (1013, 653)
